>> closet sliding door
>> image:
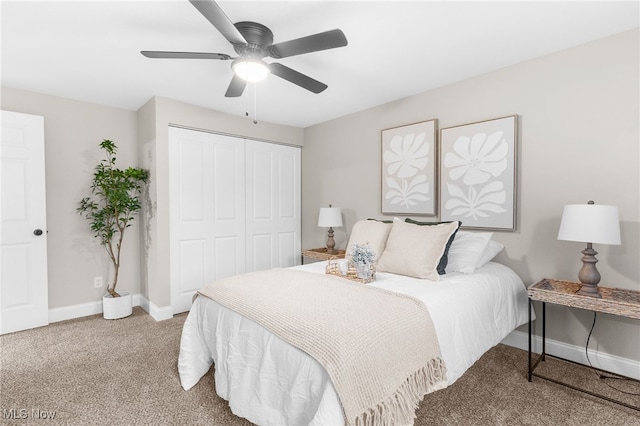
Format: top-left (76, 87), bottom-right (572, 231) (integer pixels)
top-left (169, 127), bottom-right (301, 314)
top-left (245, 140), bottom-right (301, 272)
top-left (169, 127), bottom-right (246, 314)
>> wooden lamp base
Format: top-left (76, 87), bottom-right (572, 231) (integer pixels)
top-left (576, 244), bottom-right (601, 298)
top-left (325, 227), bottom-right (338, 254)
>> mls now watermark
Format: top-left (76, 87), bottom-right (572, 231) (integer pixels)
top-left (3, 408), bottom-right (56, 420)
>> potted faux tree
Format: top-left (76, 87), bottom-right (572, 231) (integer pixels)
top-left (78, 139), bottom-right (149, 319)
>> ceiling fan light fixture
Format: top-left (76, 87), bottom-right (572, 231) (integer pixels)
top-left (143, 2), bottom-right (348, 96)
top-left (232, 58), bottom-right (270, 82)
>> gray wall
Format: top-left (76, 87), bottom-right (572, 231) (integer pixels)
top-left (1, 87), bottom-right (140, 309)
top-left (302, 29), bottom-right (639, 360)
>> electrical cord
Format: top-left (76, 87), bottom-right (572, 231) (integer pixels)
top-left (585, 311), bottom-right (640, 396)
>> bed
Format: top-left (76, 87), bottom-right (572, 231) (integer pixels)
top-left (178, 219), bottom-right (530, 425)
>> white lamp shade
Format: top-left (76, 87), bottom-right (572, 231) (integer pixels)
top-left (557, 204), bottom-right (621, 245)
top-left (318, 207), bottom-right (343, 228)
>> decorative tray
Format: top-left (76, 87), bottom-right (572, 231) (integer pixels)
top-left (325, 257), bottom-right (375, 284)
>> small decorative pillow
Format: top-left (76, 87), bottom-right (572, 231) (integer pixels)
top-left (476, 240), bottom-right (504, 269)
top-left (377, 218), bottom-right (460, 280)
top-left (345, 219), bottom-right (392, 263)
top-left (404, 218), bottom-right (461, 274)
top-left (446, 231), bottom-right (493, 274)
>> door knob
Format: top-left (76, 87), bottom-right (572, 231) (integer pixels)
top-left (33, 229), bottom-right (43, 236)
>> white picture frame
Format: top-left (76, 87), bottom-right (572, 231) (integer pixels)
top-left (440, 115), bottom-right (517, 231)
top-left (381, 119), bottom-right (438, 216)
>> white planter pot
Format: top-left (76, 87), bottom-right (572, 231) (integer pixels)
top-left (102, 291), bottom-right (132, 320)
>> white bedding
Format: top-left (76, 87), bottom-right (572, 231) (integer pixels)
top-left (178, 261), bottom-right (530, 426)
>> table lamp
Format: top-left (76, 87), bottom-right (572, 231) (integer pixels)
top-left (318, 204), bottom-right (342, 254)
top-left (557, 200), bottom-right (621, 298)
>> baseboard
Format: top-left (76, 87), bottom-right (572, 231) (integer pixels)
top-left (501, 330), bottom-right (640, 380)
top-left (137, 294), bottom-right (174, 321)
top-left (48, 294), bottom-right (173, 323)
top-left (48, 300), bottom-right (103, 323)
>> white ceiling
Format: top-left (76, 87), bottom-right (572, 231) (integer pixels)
top-left (2, 1), bottom-right (638, 128)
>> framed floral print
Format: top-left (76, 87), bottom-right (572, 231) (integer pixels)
top-left (440, 115), bottom-right (517, 231)
top-left (381, 119), bottom-right (438, 216)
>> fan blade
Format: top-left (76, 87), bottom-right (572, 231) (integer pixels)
top-left (189, 0), bottom-right (247, 46)
top-left (225, 74), bottom-right (247, 97)
top-left (141, 51), bottom-right (231, 60)
top-left (268, 29), bottom-right (347, 59)
top-left (269, 63), bottom-right (327, 94)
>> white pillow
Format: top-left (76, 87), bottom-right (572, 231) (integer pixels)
top-left (376, 218), bottom-right (459, 280)
top-left (446, 231), bottom-right (493, 274)
top-left (476, 240), bottom-right (504, 269)
top-left (345, 220), bottom-right (392, 263)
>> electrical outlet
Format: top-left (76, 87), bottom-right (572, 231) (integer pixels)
top-left (94, 276), bottom-right (103, 288)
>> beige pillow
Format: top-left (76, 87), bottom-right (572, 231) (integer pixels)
top-left (345, 220), bottom-right (392, 263)
top-left (377, 217), bottom-right (459, 280)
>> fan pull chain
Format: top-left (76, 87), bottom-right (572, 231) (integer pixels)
top-left (244, 85), bottom-right (249, 118)
top-left (243, 83), bottom-right (258, 125)
top-left (253, 82), bottom-right (258, 125)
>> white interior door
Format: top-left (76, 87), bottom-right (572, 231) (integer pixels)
top-left (169, 127), bottom-right (245, 314)
top-left (0, 110), bottom-right (49, 334)
top-left (245, 140), bottom-right (301, 271)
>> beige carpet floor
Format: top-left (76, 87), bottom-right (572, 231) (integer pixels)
top-left (1, 307), bottom-right (638, 425)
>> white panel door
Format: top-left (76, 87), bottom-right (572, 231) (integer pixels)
top-left (169, 127), bottom-right (245, 314)
top-left (0, 110), bottom-right (49, 334)
top-left (211, 139), bottom-right (246, 279)
top-left (245, 140), bottom-right (301, 271)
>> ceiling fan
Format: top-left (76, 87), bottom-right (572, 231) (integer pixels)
top-left (141, 0), bottom-right (348, 97)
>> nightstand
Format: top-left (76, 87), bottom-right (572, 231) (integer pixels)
top-left (301, 248), bottom-right (345, 264)
top-left (527, 278), bottom-right (640, 411)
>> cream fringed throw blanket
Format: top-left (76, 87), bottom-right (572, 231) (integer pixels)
top-left (197, 268), bottom-right (447, 426)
